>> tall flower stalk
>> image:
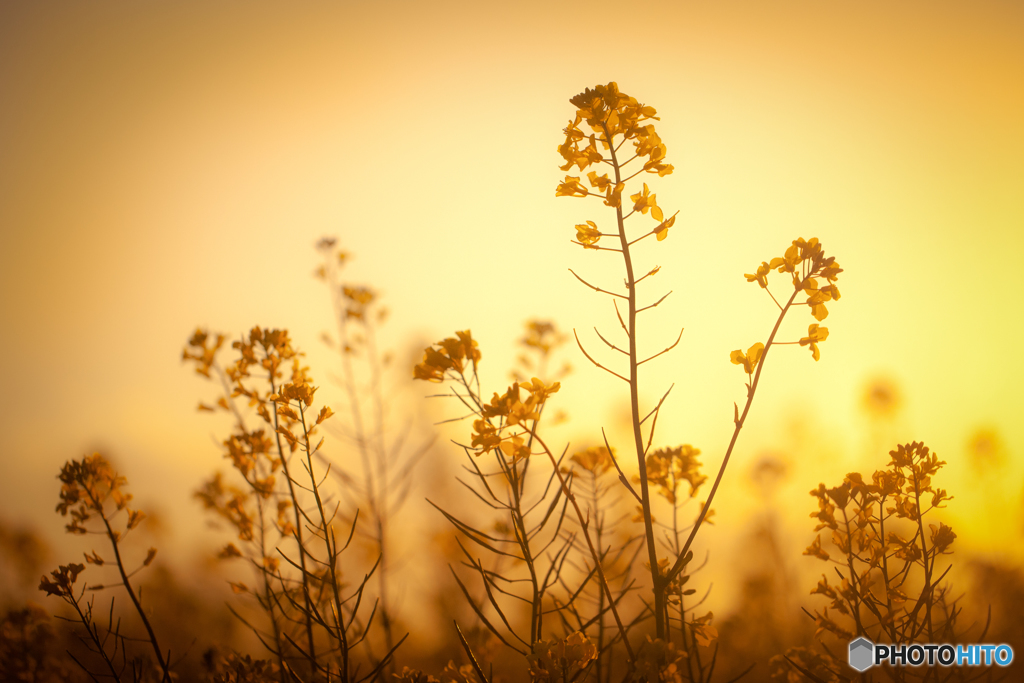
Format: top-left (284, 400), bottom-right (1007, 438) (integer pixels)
top-left (556, 82), bottom-right (844, 649)
top-left (556, 82), bottom-right (682, 641)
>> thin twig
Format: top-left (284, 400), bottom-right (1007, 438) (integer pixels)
top-left (568, 268), bottom-right (628, 299)
top-left (573, 330), bottom-right (629, 383)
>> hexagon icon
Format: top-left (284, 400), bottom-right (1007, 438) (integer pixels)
top-left (848, 637), bottom-right (874, 672)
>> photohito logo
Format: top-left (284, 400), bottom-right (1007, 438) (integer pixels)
top-left (848, 638), bottom-right (1014, 671)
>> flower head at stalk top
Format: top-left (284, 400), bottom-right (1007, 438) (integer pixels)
top-left (742, 237), bottom-right (844, 361)
top-left (557, 82), bottom-right (673, 179)
top-left (638, 444), bottom-right (707, 503)
top-left (413, 330), bottom-right (481, 382)
top-left (571, 446), bottom-right (614, 475)
top-left (557, 83), bottom-right (678, 246)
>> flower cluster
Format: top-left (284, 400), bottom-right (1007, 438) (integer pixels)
top-left (390, 662), bottom-right (476, 683)
top-left (641, 445), bottom-right (707, 504)
top-left (183, 328), bottom-right (226, 378)
top-left (40, 453), bottom-right (170, 679)
top-left (556, 82), bottom-right (678, 247)
top-left (38, 562), bottom-right (86, 599)
top-left (341, 285), bottom-right (375, 321)
top-left (195, 471), bottom-right (257, 542)
top-left (687, 611), bottom-right (718, 648)
top-left (187, 326), bottom-right (335, 554)
top-left (207, 653), bottom-right (282, 683)
top-left (56, 454), bottom-right (145, 536)
top-left (632, 636), bottom-right (685, 683)
top-left (558, 82), bottom-right (673, 177)
top-left (570, 445), bottom-right (613, 475)
top-left (413, 330), bottom-right (481, 383)
top-left (736, 237), bottom-right (844, 366)
top-left (800, 441), bottom-right (958, 646)
top-left (748, 237), bottom-right (842, 318)
top-left (519, 319), bottom-right (566, 358)
top-left (471, 378), bottom-right (560, 460)
top-left (513, 320), bottom-right (571, 420)
top-left (414, 331), bottom-right (559, 461)
top-left (527, 632), bottom-right (598, 683)
top-left (392, 667), bottom-right (440, 683)
top-left (226, 327), bottom-right (299, 395)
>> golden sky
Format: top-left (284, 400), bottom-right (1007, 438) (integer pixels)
top-left (2, 0), bottom-right (1023, 611)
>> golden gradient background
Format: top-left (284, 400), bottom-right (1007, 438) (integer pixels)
top-left (2, 0), bottom-right (1023, 623)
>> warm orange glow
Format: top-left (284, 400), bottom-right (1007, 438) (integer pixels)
top-left (2, 1), bottom-right (1022, 678)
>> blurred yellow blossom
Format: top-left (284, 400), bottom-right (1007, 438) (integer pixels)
top-left (571, 446), bottom-right (614, 475)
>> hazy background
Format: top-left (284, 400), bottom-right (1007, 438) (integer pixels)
top-left (2, 0), bottom-right (1023, 632)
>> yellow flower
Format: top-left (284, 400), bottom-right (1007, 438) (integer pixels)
top-left (603, 181), bottom-right (625, 208)
top-left (571, 446), bottom-right (613, 474)
top-left (506, 399), bottom-right (540, 426)
top-left (38, 563), bottom-right (86, 598)
top-left (555, 176), bottom-right (588, 197)
top-left (803, 277), bottom-right (840, 321)
top-left (342, 285), bottom-right (375, 320)
top-left (642, 445), bottom-right (706, 503)
top-left (471, 419), bottom-right (501, 453)
top-left (630, 182), bottom-right (663, 221)
top-left (528, 632), bottom-right (598, 683)
top-left (804, 535), bottom-right (830, 561)
top-left (519, 376), bottom-right (560, 401)
top-left (633, 637), bottom-right (684, 683)
top-left (393, 668), bottom-right (440, 683)
top-left (929, 522), bottom-right (956, 554)
top-left (634, 127), bottom-right (674, 176)
top-left (688, 611), bottom-right (718, 648)
top-left (481, 383), bottom-right (520, 418)
top-left (799, 324), bottom-right (829, 361)
top-left (277, 382), bottom-right (317, 406)
top-left (587, 170), bottom-right (611, 191)
top-left (729, 342), bottom-right (764, 374)
top-left (575, 220), bottom-right (602, 248)
top-left (744, 262), bottom-right (771, 289)
top-left (498, 433), bottom-right (531, 461)
top-left (413, 331), bottom-right (481, 382)
top-left (218, 543), bottom-right (242, 559)
top-left (411, 355), bottom-right (443, 382)
top-left (653, 212), bottom-right (676, 241)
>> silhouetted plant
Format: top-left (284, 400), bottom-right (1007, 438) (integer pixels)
top-left (554, 82), bottom-right (844, 675)
top-left (774, 441), bottom-right (978, 683)
top-left (187, 326), bottom-right (402, 682)
top-left (315, 236), bottom-right (433, 671)
top-left (39, 453), bottom-right (169, 682)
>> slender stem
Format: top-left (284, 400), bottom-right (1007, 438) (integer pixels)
top-left (599, 119), bottom-right (666, 639)
top-left (216, 360), bottom-right (286, 680)
top-left (299, 407), bottom-right (351, 683)
top-left (267, 363), bottom-right (318, 674)
top-left (840, 506), bottom-right (866, 636)
top-left (875, 494), bottom-right (898, 644)
top-left (364, 322), bottom-right (396, 666)
top-left (591, 472), bottom-right (606, 683)
top-left (911, 465), bottom-right (936, 643)
top-left (505, 453), bottom-right (542, 644)
top-left (67, 591), bottom-right (122, 680)
top-left (665, 287), bottom-right (801, 585)
top-left (532, 432), bottom-right (635, 665)
top-left (86, 492), bottom-right (171, 682)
